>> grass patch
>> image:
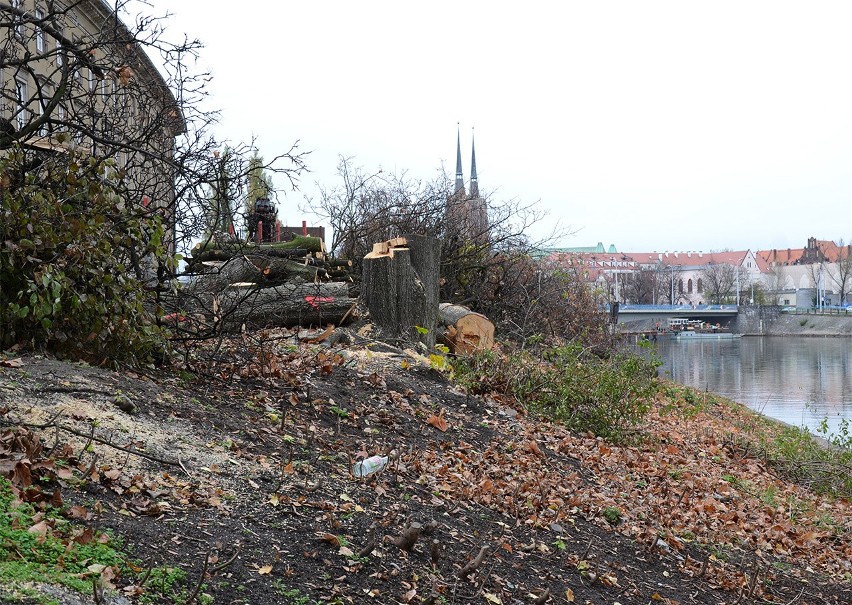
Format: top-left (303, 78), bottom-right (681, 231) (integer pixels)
top-left (715, 404), bottom-right (852, 498)
top-left (455, 343), bottom-right (660, 442)
top-left (0, 477), bottom-right (125, 597)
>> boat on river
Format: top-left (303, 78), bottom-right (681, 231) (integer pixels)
top-left (670, 330), bottom-right (742, 340)
top-left (667, 318), bottom-right (741, 340)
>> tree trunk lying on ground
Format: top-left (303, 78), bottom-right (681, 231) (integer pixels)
top-left (192, 235), bottom-right (324, 256)
top-left (185, 256), bottom-right (331, 293)
top-left (212, 283), bottom-right (356, 328)
top-left (438, 303), bottom-right (495, 354)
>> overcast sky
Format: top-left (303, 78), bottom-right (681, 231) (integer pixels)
top-left (137, 1), bottom-right (852, 254)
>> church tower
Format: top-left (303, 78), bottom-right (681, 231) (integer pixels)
top-left (455, 127), bottom-right (465, 196)
top-left (447, 128), bottom-right (489, 244)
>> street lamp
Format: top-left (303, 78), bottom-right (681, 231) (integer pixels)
top-left (736, 265), bottom-right (740, 307)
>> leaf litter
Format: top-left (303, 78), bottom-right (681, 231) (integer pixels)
top-left (0, 335), bottom-right (849, 605)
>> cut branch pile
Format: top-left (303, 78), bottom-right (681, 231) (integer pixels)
top-left (178, 235), bottom-right (357, 330)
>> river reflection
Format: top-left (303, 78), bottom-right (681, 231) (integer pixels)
top-left (649, 336), bottom-right (852, 437)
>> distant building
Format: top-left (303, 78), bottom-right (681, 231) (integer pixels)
top-left (1, 0), bottom-right (184, 250)
top-left (758, 237), bottom-right (850, 267)
top-left (446, 129), bottom-right (488, 244)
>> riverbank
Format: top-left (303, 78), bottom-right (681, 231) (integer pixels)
top-left (1, 339), bottom-right (850, 604)
top-left (746, 311), bottom-right (852, 336)
top-left (619, 309), bottom-right (852, 336)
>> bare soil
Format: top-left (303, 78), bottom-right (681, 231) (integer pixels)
top-left (0, 333), bottom-right (850, 605)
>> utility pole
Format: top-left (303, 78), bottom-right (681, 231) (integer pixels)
top-left (736, 265), bottom-right (740, 306)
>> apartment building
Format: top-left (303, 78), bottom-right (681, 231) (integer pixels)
top-left (1, 0), bottom-right (183, 246)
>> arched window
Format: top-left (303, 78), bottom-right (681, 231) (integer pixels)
top-left (697, 279), bottom-right (703, 293)
top-left (678, 279), bottom-right (684, 294)
top-left (687, 279), bottom-right (693, 294)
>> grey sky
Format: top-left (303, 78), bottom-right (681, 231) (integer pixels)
top-left (141, 1), bottom-right (852, 253)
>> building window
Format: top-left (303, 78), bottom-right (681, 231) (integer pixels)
top-left (35, 9), bottom-right (45, 52)
top-left (678, 279), bottom-right (684, 294)
top-left (56, 29), bottom-right (64, 66)
top-left (15, 77), bottom-right (28, 130)
top-left (12, 0), bottom-right (23, 39)
top-left (39, 83), bottom-right (50, 136)
top-left (687, 279), bottom-right (693, 294)
top-left (697, 279), bottom-right (703, 294)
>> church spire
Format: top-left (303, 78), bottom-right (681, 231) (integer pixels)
top-left (455, 125), bottom-right (465, 195)
top-left (469, 128), bottom-right (479, 199)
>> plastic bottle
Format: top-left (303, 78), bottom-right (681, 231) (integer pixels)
top-left (352, 455), bottom-right (388, 478)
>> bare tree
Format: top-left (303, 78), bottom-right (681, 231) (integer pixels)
top-left (700, 263), bottom-right (737, 304)
top-left (1, 1), bottom-right (307, 258)
top-left (764, 264), bottom-right (788, 305)
top-left (807, 261), bottom-right (828, 307)
top-left (830, 240), bottom-right (852, 305)
top-left (1, 1), bottom-right (308, 356)
top-left (302, 156), bottom-right (604, 346)
top-left (658, 265), bottom-right (684, 305)
top-left (621, 268), bottom-right (656, 304)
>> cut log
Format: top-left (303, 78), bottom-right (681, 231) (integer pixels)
top-left (194, 235), bottom-right (324, 254)
top-left (187, 247), bottom-right (310, 266)
top-left (361, 235), bottom-right (440, 347)
top-left (214, 283), bottom-right (356, 328)
top-left (185, 256), bottom-right (328, 292)
top-left (438, 303), bottom-right (495, 354)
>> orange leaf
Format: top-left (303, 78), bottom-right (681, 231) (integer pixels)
top-left (426, 413), bottom-right (448, 432)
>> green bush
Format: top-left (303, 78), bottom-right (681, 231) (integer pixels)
top-left (0, 148), bottom-right (174, 364)
top-left (456, 343), bottom-right (660, 441)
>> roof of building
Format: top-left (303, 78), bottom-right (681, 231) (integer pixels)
top-left (544, 242), bottom-right (617, 254)
top-left (545, 249), bottom-right (773, 273)
top-left (758, 239), bottom-right (851, 265)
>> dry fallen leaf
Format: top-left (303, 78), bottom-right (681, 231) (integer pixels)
top-left (426, 411), bottom-right (449, 432)
top-left (257, 565), bottom-right (272, 575)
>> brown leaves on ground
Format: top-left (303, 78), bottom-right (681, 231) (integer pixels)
top-left (2, 334), bottom-right (849, 605)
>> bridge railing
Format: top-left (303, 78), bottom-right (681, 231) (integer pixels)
top-left (614, 304), bottom-right (738, 312)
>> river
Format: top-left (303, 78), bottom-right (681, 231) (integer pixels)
top-left (648, 336), bottom-right (852, 440)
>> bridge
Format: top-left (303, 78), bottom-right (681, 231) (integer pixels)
top-left (613, 304), bottom-right (739, 326)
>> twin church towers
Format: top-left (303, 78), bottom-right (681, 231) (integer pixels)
top-left (448, 128), bottom-right (488, 242)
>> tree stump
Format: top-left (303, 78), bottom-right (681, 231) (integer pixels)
top-left (361, 235), bottom-right (441, 347)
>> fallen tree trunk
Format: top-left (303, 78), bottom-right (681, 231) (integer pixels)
top-left (193, 235), bottom-right (324, 255)
top-left (184, 256), bottom-right (328, 292)
top-left (438, 303), bottom-right (495, 354)
top-left (214, 283), bottom-right (356, 328)
top-left (188, 247), bottom-right (309, 266)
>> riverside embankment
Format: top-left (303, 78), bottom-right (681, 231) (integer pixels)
top-left (735, 305), bottom-right (852, 336)
top-left (620, 306), bottom-right (852, 336)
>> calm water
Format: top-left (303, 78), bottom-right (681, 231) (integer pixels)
top-left (649, 336), bottom-right (852, 438)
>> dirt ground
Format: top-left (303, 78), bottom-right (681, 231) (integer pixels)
top-left (0, 332), bottom-right (850, 605)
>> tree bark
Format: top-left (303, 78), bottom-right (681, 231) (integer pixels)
top-left (214, 283), bottom-right (356, 329)
top-left (361, 235), bottom-right (441, 347)
top-left (186, 256), bottom-right (329, 292)
top-left (438, 303), bottom-right (495, 354)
